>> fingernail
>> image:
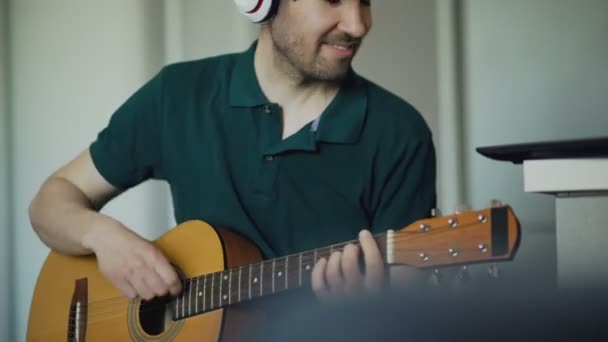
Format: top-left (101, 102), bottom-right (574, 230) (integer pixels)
top-left (359, 229), bottom-right (371, 238)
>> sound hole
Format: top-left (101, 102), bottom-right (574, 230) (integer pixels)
top-left (139, 296), bottom-right (170, 336)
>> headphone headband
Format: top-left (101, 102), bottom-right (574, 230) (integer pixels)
top-left (234, 0), bottom-right (278, 23)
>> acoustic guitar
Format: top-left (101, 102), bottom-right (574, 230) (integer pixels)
top-left (27, 205), bottom-right (520, 341)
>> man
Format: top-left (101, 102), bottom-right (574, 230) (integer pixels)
top-left (29, 0), bottom-right (435, 303)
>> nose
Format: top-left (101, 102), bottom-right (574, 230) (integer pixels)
top-left (337, 3), bottom-right (371, 39)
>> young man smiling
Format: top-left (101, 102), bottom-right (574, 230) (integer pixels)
top-left (29, 0), bottom-right (436, 303)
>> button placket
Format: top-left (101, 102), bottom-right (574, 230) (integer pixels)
top-left (252, 103), bottom-right (282, 202)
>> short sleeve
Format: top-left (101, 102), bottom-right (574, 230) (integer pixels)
top-left (370, 133), bottom-right (437, 232)
top-left (89, 69), bottom-right (165, 189)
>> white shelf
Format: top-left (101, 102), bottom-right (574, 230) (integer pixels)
top-left (523, 158), bottom-right (608, 194)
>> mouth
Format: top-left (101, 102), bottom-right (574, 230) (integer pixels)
top-left (323, 42), bottom-right (358, 58)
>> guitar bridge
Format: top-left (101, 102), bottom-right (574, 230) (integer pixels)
top-left (68, 278), bottom-right (88, 342)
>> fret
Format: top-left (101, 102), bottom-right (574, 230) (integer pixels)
top-left (219, 273), bottom-right (223, 307)
top-left (203, 275), bottom-right (207, 312)
top-left (210, 273), bottom-right (215, 310)
top-left (304, 251), bottom-right (314, 275)
top-left (273, 258), bottom-right (286, 292)
top-left (220, 273), bottom-right (228, 305)
top-left (272, 260), bottom-right (275, 293)
top-left (195, 277), bottom-right (199, 313)
top-left (285, 255), bottom-right (289, 289)
top-left (188, 278), bottom-right (193, 316)
top-left (299, 253), bottom-right (302, 287)
top-left (260, 262), bottom-right (264, 297)
top-left (228, 269), bottom-right (232, 304)
top-left (228, 270), bottom-right (233, 305)
top-left (248, 264), bottom-right (252, 300)
top-left (185, 278), bottom-right (190, 316)
top-left (181, 280), bottom-right (186, 318)
top-left (250, 263), bottom-right (261, 300)
top-left (181, 293), bottom-right (185, 318)
top-left (238, 267), bottom-right (242, 303)
top-left (215, 273), bottom-right (220, 310)
top-left (175, 283), bottom-right (180, 319)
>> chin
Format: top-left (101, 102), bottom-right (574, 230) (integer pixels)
top-left (305, 63), bottom-right (351, 82)
top-left (321, 68), bottom-right (350, 82)
top-left (303, 71), bottom-right (348, 82)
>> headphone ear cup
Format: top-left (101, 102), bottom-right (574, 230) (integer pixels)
top-left (234, 0), bottom-right (278, 23)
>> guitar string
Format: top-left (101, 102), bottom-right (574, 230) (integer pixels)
top-left (75, 221), bottom-right (491, 320)
top-left (81, 248), bottom-right (493, 320)
top-left (78, 253), bottom-right (489, 323)
top-left (75, 241), bottom-right (494, 327)
top-left (68, 220), bottom-right (489, 318)
top-left (67, 226), bottom-right (489, 331)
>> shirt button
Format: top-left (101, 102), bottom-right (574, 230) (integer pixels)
top-left (264, 105), bottom-right (272, 114)
top-left (265, 155), bottom-right (274, 161)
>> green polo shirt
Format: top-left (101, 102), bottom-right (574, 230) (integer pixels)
top-left (90, 42), bottom-right (436, 258)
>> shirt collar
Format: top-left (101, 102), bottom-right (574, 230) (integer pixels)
top-left (314, 69), bottom-right (367, 144)
top-left (229, 41), bottom-right (269, 107)
top-left (229, 41), bottom-right (368, 144)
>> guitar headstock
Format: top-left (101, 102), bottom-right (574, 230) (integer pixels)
top-left (386, 205), bottom-right (520, 269)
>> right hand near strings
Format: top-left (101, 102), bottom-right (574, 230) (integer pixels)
top-left (84, 223), bottom-right (182, 300)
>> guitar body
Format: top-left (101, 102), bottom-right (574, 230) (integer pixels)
top-left (27, 220), bottom-right (263, 342)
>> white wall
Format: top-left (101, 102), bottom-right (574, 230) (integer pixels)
top-left (1, 0), bottom-right (12, 340)
top-left (179, 0), bottom-right (258, 60)
top-left (461, 0), bottom-right (608, 284)
top-left (9, 1), bottom-right (171, 340)
top-left (463, 0), bottom-right (608, 222)
top-left (355, 0), bottom-right (439, 135)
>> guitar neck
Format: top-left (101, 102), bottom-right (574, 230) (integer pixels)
top-left (170, 206), bottom-right (521, 321)
top-left (172, 233), bottom-right (389, 320)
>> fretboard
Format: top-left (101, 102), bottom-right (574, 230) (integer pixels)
top-left (171, 233), bottom-right (388, 320)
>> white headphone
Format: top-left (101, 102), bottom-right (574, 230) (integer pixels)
top-left (233, 0), bottom-right (278, 23)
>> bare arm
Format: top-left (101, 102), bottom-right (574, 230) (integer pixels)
top-left (29, 148), bottom-right (123, 255)
top-left (28, 148), bottom-right (181, 299)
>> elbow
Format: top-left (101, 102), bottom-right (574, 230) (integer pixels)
top-left (28, 177), bottom-right (54, 236)
top-left (28, 181), bottom-right (56, 249)
top-left (28, 188), bottom-right (43, 234)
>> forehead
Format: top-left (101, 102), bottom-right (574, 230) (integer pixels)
top-left (276, 0), bottom-right (373, 16)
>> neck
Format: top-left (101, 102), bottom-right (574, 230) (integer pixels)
top-left (171, 232), bottom-right (390, 321)
top-left (254, 31), bottom-right (340, 108)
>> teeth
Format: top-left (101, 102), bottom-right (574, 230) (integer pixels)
top-left (331, 45), bottom-right (350, 50)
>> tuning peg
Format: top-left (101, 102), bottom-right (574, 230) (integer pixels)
top-left (428, 268), bottom-right (442, 286)
top-left (455, 265), bottom-right (471, 283)
top-left (430, 208), bottom-right (442, 217)
top-left (487, 263), bottom-right (501, 279)
top-left (488, 199), bottom-right (503, 208)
